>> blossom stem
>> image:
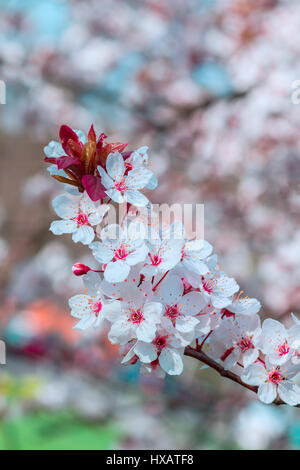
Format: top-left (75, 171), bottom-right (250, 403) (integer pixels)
top-left (198, 330), bottom-right (213, 350)
top-left (152, 270), bottom-right (169, 292)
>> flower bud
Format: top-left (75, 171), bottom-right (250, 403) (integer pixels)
top-left (72, 263), bottom-right (91, 276)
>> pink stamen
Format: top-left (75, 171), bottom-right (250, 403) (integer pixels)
top-left (202, 277), bottom-right (217, 294)
top-left (149, 253), bottom-right (162, 266)
top-left (115, 179), bottom-right (127, 192)
top-left (76, 213), bottom-right (88, 225)
top-left (154, 335), bottom-right (168, 351)
top-left (278, 341), bottom-right (290, 356)
top-left (268, 369), bottom-right (282, 384)
top-left (130, 309), bottom-right (143, 324)
top-left (238, 336), bottom-right (254, 352)
top-left (114, 245), bottom-right (128, 260)
top-left (165, 305), bottom-right (180, 320)
top-left (93, 301), bottom-right (102, 317)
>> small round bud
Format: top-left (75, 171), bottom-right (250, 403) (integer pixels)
top-left (72, 263), bottom-right (91, 276)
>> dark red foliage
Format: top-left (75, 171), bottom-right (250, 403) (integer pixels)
top-left (44, 124), bottom-right (128, 201)
top-left (82, 174), bottom-right (107, 201)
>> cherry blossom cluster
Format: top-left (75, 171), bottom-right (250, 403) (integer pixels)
top-left (44, 125), bottom-right (300, 406)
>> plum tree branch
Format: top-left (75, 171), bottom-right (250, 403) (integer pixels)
top-left (184, 346), bottom-right (299, 407)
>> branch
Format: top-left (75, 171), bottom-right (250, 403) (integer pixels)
top-left (184, 346), bottom-right (298, 407)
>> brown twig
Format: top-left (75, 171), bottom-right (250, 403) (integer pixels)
top-left (184, 346), bottom-right (299, 407)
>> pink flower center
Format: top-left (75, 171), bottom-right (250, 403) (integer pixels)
top-left (130, 309), bottom-right (143, 324)
top-left (268, 369), bottom-right (282, 384)
top-left (114, 245), bottom-right (129, 260)
top-left (202, 277), bottom-right (217, 294)
top-left (76, 213), bottom-right (89, 225)
top-left (278, 341), bottom-right (290, 356)
top-left (165, 305), bottom-right (180, 319)
top-left (238, 336), bottom-right (254, 352)
top-left (154, 335), bottom-right (168, 351)
top-left (93, 301), bottom-right (102, 317)
top-left (115, 179), bottom-right (127, 192)
top-left (149, 253), bottom-right (162, 266)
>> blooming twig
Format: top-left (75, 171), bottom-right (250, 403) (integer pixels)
top-left (184, 346), bottom-right (299, 407)
top-left (44, 125), bottom-right (300, 407)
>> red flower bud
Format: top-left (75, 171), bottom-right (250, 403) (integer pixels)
top-left (72, 263), bottom-right (91, 276)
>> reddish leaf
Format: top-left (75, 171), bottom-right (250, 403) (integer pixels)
top-left (44, 156), bottom-right (59, 164)
top-left (51, 175), bottom-right (79, 188)
top-left (97, 132), bottom-right (107, 146)
top-left (100, 142), bottom-right (128, 166)
top-left (59, 125), bottom-right (79, 143)
top-left (82, 175), bottom-right (107, 201)
top-left (88, 124), bottom-right (96, 143)
top-left (56, 156), bottom-right (81, 170)
top-left (67, 139), bottom-right (83, 160)
top-left (96, 133), bottom-right (107, 166)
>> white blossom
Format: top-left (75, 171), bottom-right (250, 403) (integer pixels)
top-left (50, 192), bottom-right (108, 245)
top-left (242, 359), bottom-right (300, 406)
top-left (98, 152), bottom-right (153, 206)
top-left (89, 224), bottom-right (148, 282)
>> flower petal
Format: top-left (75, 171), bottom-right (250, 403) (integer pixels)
top-left (161, 274), bottom-right (183, 305)
top-left (104, 260), bottom-right (130, 283)
top-left (50, 220), bottom-right (77, 235)
top-left (102, 301), bottom-right (122, 322)
top-left (134, 342), bottom-right (157, 363)
top-left (175, 315), bottom-right (199, 333)
top-left (72, 225), bottom-right (95, 245)
top-left (52, 194), bottom-right (79, 219)
top-left (125, 189), bottom-right (149, 207)
top-left (97, 166), bottom-right (114, 190)
top-left (126, 244), bottom-right (148, 266)
top-left (89, 241), bottom-right (114, 263)
top-left (69, 295), bottom-right (92, 318)
top-left (108, 318), bottom-right (133, 345)
top-left (278, 382), bottom-right (300, 406)
top-left (143, 302), bottom-right (163, 323)
top-left (136, 320), bottom-right (157, 342)
top-left (159, 348), bottom-right (183, 375)
top-left (180, 291), bottom-right (206, 316)
top-left (241, 363), bottom-right (266, 386)
top-left (106, 152), bottom-right (125, 180)
top-left (73, 315), bottom-right (95, 330)
top-left (258, 382), bottom-right (277, 404)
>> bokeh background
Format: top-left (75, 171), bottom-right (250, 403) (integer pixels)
top-left (0, 0), bottom-right (300, 450)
